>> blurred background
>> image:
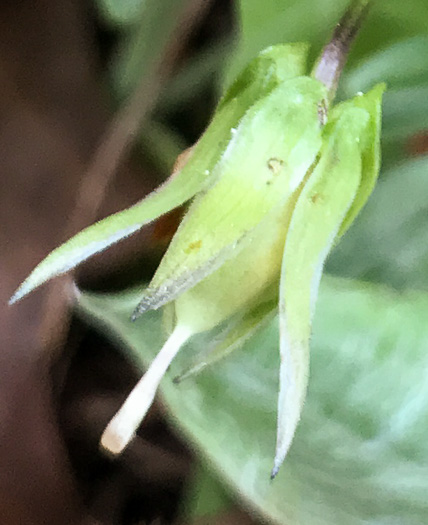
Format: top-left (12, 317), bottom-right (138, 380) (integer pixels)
top-left (1, 1), bottom-right (428, 524)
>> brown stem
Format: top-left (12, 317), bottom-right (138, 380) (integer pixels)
top-left (313, 0), bottom-right (372, 102)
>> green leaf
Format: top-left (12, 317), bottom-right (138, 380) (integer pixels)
top-left (95, 0), bottom-right (146, 26)
top-left (230, 0), bottom-right (428, 88)
top-left (180, 462), bottom-right (232, 519)
top-left (226, 0), bottom-right (349, 87)
top-left (328, 155), bottom-right (428, 291)
top-left (158, 38), bottom-right (235, 114)
top-left (343, 36), bottom-right (428, 94)
top-left (110, 0), bottom-right (188, 99)
top-left (76, 276), bottom-right (428, 525)
top-left (274, 105), bottom-right (368, 475)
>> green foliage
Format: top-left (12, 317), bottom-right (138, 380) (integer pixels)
top-left (341, 35), bottom-right (428, 166)
top-left (77, 277), bottom-right (428, 525)
top-left (11, 0), bottom-right (428, 521)
top-left (328, 155), bottom-right (428, 289)
top-left (96, 0), bottom-right (146, 26)
top-left (181, 463), bottom-right (231, 520)
top-left (12, 32), bottom-right (384, 478)
top-left (230, 0), bottom-right (428, 81)
top-left (104, 0), bottom-right (189, 99)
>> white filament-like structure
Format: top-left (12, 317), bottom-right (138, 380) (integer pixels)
top-left (100, 325), bottom-right (191, 455)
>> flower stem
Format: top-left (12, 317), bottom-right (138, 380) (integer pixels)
top-left (100, 324), bottom-right (191, 455)
top-left (312, 0), bottom-right (373, 103)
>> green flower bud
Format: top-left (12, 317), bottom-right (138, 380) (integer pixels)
top-left (100, 79), bottom-right (383, 475)
top-left (9, 41), bottom-right (384, 477)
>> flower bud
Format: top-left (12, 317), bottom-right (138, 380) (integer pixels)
top-left (9, 41), bottom-right (384, 476)
top-left (101, 82), bottom-right (383, 475)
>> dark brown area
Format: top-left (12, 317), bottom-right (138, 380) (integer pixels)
top-left (0, 1), bottom-right (258, 524)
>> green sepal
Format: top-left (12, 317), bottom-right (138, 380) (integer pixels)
top-left (171, 200), bottom-right (289, 333)
top-left (218, 43), bottom-right (310, 110)
top-left (10, 43), bottom-right (310, 305)
top-left (336, 83), bottom-right (385, 238)
top-left (134, 77), bottom-right (327, 317)
top-left (273, 105), bottom-right (369, 476)
top-left (174, 294), bottom-right (277, 383)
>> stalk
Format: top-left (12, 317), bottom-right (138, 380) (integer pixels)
top-left (312, 0), bottom-right (373, 103)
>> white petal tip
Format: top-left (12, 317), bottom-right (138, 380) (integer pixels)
top-left (270, 466), bottom-right (279, 480)
top-left (270, 452), bottom-right (285, 480)
top-left (100, 326), bottom-right (191, 457)
top-left (100, 424), bottom-right (135, 456)
top-left (8, 289), bottom-right (23, 305)
top-left (70, 281), bottom-right (82, 299)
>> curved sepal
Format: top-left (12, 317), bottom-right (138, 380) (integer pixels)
top-left (9, 154), bottom-right (204, 304)
top-left (272, 106), bottom-right (369, 477)
top-left (218, 42), bottom-right (310, 110)
top-left (134, 77), bottom-right (327, 317)
top-left (9, 44), bottom-right (311, 305)
top-left (336, 83), bottom-right (385, 237)
top-left (174, 296), bottom-right (277, 383)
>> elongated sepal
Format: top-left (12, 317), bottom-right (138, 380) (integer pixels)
top-left (10, 43), bottom-right (311, 306)
top-left (134, 77), bottom-right (327, 318)
top-left (336, 83), bottom-right (385, 237)
top-left (273, 105), bottom-right (369, 476)
top-left (175, 297), bottom-right (277, 383)
top-left (9, 157), bottom-right (206, 305)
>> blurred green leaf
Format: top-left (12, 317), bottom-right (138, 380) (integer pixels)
top-left (343, 36), bottom-right (428, 94)
top-left (382, 85), bottom-right (428, 144)
top-left (227, 0), bottom-right (428, 88)
top-left (328, 155), bottom-right (428, 290)
top-left (181, 463), bottom-right (232, 519)
top-left (225, 0), bottom-right (347, 87)
top-left (96, 0), bottom-right (146, 26)
top-left (77, 276), bottom-right (428, 524)
top-left (141, 119), bottom-right (188, 176)
top-left (341, 36), bottom-right (428, 165)
top-left (158, 37), bottom-right (235, 113)
top-left (109, 0), bottom-right (188, 99)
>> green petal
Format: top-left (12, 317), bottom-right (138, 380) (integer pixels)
top-left (171, 199), bottom-right (288, 333)
top-left (9, 163), bottom-right (204, 304)
top-left (218, 42), bottom-right (310, 110)
top-left (10, 44), bottom-right (310, 305)
top-left (273, 105), bottom-right (369, 476)
top-left (335, 83), bottom-right (385, 238)
top-left (175, 294), bottom-right (278, 382)
top-left (134, 77), bottom-right (327, 316)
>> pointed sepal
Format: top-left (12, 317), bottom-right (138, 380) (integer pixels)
top-left (9, 43), bottom-right (311, 305)
top-left (175, 296), bottom-right (277, 382)
top-left (336, 83), bottom-right (385, 237)
top-left (134, 77), bottom-right (327, 317)
top-left (273, 105), bottom-right (369, 475)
